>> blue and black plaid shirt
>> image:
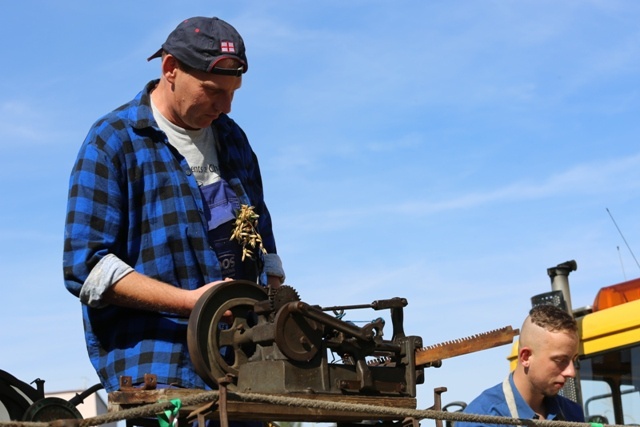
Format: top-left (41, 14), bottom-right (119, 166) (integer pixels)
top-left (63, 80), bottom-right (277, 392)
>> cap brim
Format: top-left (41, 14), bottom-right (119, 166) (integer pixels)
top-left (209, 67), bottom-right (245, 76)
top-left (209, 56), bottom-right (248, 74)
top-left (147, 47), bottom-right (163, 62)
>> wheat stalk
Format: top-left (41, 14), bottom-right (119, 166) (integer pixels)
top-left (230, 204), bottom-right (267, 261)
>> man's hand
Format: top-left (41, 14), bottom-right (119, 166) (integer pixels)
top-left (267, 274), bottom-right (283, 289)
top-left (104, 272), bottom-right (232, 317)
top-left (187, 278), bottom-right (234, 310)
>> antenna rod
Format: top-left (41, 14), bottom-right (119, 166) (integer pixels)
top-left (606, 208), bottom-right (640, 271)
top-left (617, 246), bottom-right (627, 280)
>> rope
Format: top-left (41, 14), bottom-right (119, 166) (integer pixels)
top-left (0, 391), bottom-right (220, 427)
top-left (229, 392), bottom-right (608, 427)
top-left (0, 390), bottom-right (624, 427)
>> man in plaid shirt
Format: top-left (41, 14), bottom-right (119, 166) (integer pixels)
top-left (63, 16), bottom-right (285, 393)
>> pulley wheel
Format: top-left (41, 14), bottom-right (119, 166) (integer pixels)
top-left (187, 280), bottom-right (268, 389)
top-left (274, 302), bottom-right (323, 362)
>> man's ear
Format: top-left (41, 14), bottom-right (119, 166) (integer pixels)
top-left (161, 54), bottom-right (179, 84)
top-left (519, 347), bottom-right (533, 368)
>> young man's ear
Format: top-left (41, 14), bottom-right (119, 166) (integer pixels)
top-left (519, 347), bottom-right (533, 368)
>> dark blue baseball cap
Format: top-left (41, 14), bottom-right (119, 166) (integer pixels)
top-left (147, 16), bottom-right (248, 76)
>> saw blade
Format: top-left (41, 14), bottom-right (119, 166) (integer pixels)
top-left (414, 325), bottom-right (519, 367)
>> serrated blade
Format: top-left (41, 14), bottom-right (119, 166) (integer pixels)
top-left (414, 325), bottom-right (519, 367)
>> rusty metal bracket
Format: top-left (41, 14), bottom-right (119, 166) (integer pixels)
top-left (401, 417), bottom-right (420, 427)
top-left (118, 374), bottom-right (158, 391)
top-left (217, 374), bottom-right (236, 427)
top-left (187, 400), bottom-right (219, 427)
top-left (185, 375), bottom-right (235, 427)
top-left (427, 387), bottom-right (447, 427)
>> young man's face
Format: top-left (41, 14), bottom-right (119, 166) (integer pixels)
top-left (169, 59), bottom-right (242, 130)
top-left (526, 329), bottom-right (579, 397)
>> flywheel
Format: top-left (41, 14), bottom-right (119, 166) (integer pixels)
top-left (187, 280), bottom-right (268, 389)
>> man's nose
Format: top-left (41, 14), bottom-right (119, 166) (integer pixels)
top-left (563, 361), bottom-right (577, 378)
top-left (215, 94), bottom-right (233, 115)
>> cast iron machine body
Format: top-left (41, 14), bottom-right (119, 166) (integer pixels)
top-left (187, 280), bottom-right (424, 397)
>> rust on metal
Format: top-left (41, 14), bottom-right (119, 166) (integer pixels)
top-left (414, 326), bottom-right (519, 367)
top-left (118, 374), bottom-right (158, 391)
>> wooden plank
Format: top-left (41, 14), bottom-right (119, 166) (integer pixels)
top-left (109, 390), bottom-right (417, 423)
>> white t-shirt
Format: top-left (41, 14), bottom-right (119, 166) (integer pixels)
top-left (151, 100), bottom-right (221, 186)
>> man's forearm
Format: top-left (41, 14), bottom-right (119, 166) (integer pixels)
top-left (102, 270), bottom-right (197, 316)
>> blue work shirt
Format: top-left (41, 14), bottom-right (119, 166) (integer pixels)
top-left (63, 80), bottom-right (278, 392)
top-left (457, 373), bottom-right (584, 427)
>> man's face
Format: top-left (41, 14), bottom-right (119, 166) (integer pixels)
top-left (169, 64), bottom-right (242, 130)
top-left (526, 329), bottom-right (579, 397)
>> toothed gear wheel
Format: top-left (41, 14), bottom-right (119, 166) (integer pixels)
top-left (271, 285), bottom-right (301, 311)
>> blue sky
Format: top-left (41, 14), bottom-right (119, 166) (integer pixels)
top-left (2, 0), bottom-right (640, 418)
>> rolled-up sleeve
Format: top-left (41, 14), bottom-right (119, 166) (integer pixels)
top-left (80, 254), bottom-right (134, 307)
top-left (63, 128), bottom-right (125, 299)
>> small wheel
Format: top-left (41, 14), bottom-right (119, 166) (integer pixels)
top-left (187, 280), bottom-right (268, 389)
top-left (274, 302), bottom-right (323, 362)
top-left (22, 397), bottom-right (82, 422)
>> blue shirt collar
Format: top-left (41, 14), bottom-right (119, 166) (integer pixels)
top-left (509, 372), bottom-right (562, 420)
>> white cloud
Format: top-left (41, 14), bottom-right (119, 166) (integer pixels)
top-left (276, 152), bottom-right (640, 232)
top-left (0, 99), bottom-right (81, 146)
top-left (0, 101), bottom-right (46, 142)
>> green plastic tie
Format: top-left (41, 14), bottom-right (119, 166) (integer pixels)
top-left (157, 398), bottom-right (182, 427)
top-left (590, 423), bottom-right (604, 427)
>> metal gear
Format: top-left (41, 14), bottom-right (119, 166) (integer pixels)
top-left (270, 285), bottom-right (301, 312)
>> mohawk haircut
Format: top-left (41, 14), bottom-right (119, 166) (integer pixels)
top-left (529, 304), bottom-right (578, 334)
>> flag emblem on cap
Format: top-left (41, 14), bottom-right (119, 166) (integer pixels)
top-left (220, 41), bottom-right (236, 53)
